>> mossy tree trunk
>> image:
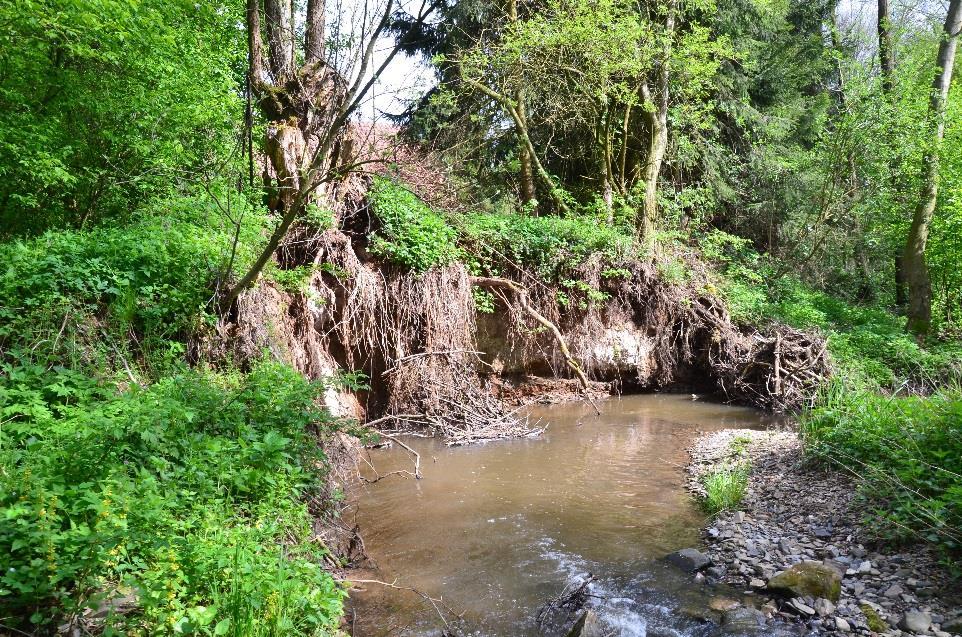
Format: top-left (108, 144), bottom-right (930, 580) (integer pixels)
top-left (902, 0), bottom-right (962, 337)
top-left (637, 0), bottom-right (676, 241)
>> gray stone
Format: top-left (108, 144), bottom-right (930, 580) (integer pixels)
top-left (790, 599), bottom-right (816, 616)
top-left (814, 598), bottom-right (836, 617)
top-left (723, 607), bottom-right (768, 631)
top-left (566, 610), bottom-right (605, 637)
top-left (885, 585), bottom-right (905, 598)
top-left (836, 617), bottom-right (852, 632)
top-left (899, 612), bottom-right (932, 634)
top-left (666, 548), bottom-right (711, 572)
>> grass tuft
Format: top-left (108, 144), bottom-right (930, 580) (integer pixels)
top-left (700, 463), bottom-right (750, 514)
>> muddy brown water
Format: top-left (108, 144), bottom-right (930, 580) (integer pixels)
top-left (347, 394), bottom-right (785, 637)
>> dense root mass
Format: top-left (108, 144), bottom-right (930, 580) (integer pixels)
top-left (478, 257), bottom-right (830, 412)
top-left (213, 223), bottom-right (831, 442)
top-left (713, 326), bottom-right (830, 411)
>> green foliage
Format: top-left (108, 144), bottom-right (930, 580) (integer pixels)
top-left (472, 288), bottom-right (496, 314)
top-left (803, 387), bottom-right (962, 565)
top-left (462, 211), bottom-right (634, 280)
top-left (368, 177), bottom-right (461, 272)
top-left (0, 0), bottom-right (245, 235)
top-left (0, 220), bottom-right (225, 376)
top-left (0, 189), bottom-right (345, 632)
top-left (656, 258), bottom-right (690, 285)
top-left (0, 360), bottom-right (346, 634)
top-left (267, 265), bottom-right (317, 294)
top-left (700, 463), bottom-right (750, 514)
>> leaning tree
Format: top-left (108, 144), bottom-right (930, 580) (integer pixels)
top-left (222, 0), bottom-right (434, 310)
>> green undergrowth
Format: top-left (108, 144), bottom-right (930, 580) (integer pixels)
top-left (367, 176), bottom-right (461, 272)
top-left (700, 435), bottom-right (753, 514)
top-left (0, 197), bottom-right (269, 378)
top-left (0, 213), bottom-right (348, 634)
top-left (700, 463), bottom-right (750, 515)
top-left (460, 211), bottom-right (634, 280)
top-left (802, 386), bottom-right (962, 568)
top-left (367, 177), bottom-right (636, 280)
top-left (0, 360), bottom-right (346, 635)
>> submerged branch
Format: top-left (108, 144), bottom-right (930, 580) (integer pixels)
top-left (344, 578), bottom-right (464, 629)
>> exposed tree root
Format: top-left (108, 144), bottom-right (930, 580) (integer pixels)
top-left (212, 226), bottom-right (831, 452)
top-left (471, 276), bottom-right (601, 415)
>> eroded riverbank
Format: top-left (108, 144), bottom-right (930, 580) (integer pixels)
top-left (345, 395), bottom-right (784, 636)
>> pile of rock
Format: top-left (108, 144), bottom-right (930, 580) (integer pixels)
top-left (683, 429), bottom-right (962, 637)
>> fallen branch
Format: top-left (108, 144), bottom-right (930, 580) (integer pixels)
top-left (360, 415), bottom-right (424, 479)
top-left (536, 573), bottom-right (601, 629)
top-left (374, 431), bottom-right (421, 479)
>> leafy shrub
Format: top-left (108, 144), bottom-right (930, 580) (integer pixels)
top-left (0, 360), bottom-right (346, 635)
top-left (368, 177), bottom-right (461, 272)
top-left (267, 264), bottom-right (317, 294)
top-left (0, 220), bottom-right (228, 375)
top-left (700, 463), bottom-right (750, 514)
top-left (461, 211), bottom-right (634, 280)
top-left (802, 386), bottom-right (962, 564)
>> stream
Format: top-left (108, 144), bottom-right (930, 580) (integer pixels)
top-left (348, 394), bottom-right (785, 636)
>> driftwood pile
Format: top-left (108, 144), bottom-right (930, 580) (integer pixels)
top-left (536, 574), bottom-right (600, 634)
top-left (713, 327), bottom-right (830, 411)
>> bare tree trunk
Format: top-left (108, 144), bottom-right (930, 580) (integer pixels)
top-left (878, 0), bottom-right (909, 310)
top-left (878, 0), bottom-right (895, 93)
top-left (902, 0), bottom-right (962, 336)
top-left (265, 0), bottom-right (294, 80)
top-left (518, 109), bottom-right (537, 207)
top-left (638, 0), bottom-right (676, 241)
top-left (895, 254), bottom-right (907, 307)
top-left (507, 0), bottom-right (537, 210)
top-left (305, 0), bottom-right (326, 65)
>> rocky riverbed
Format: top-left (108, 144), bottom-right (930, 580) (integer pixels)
top-left (683, 429), bottom-right (962, 637)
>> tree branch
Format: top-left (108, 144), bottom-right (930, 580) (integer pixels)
top-left (305, 0), bottom-right (326, 64)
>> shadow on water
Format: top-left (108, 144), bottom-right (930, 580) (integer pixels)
top-left (346, 394), bottom-right (787, 636)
